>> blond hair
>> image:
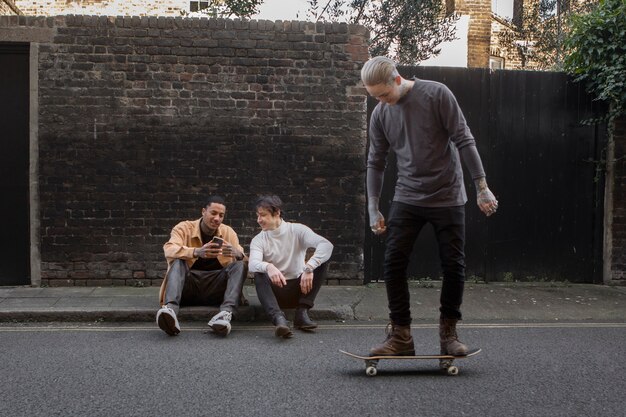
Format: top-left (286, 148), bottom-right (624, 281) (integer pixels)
top-left (360, 56), bottom-right (399, 86)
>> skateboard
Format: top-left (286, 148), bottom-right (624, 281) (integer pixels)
top-left (340, 348), bottom-right (481, 376)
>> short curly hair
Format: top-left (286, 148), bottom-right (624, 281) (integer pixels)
top-left (205, 195), bottom-right (226, 208)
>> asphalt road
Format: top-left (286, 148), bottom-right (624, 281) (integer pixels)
top-left (1, 322), bottom-right (624, 417)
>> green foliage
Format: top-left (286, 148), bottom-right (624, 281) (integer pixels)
top-left (563, 0), bottom-right (626, 121)
top-left (182, 0), bottom-right (264, 18)
top-left (219, 0), bottom-right (264, 17)
top-left (308, 0), bottom-right (458, 64)
top-left (497, 0), bottom-right (597, 70)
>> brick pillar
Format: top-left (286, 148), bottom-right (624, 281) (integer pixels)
top-left (512, 0), bottom-right (525, 26)
top-left (605, 115), bottom-right (626, 284)
top-left (456, 0), bottom-right (492, 68)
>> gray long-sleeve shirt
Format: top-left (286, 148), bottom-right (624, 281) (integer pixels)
top-left (367, 78), bottom-right (485, 207)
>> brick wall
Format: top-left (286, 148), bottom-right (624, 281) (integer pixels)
top-left (607, 116), bottom-right (626, 284)
top-left (455, 0), bottom-right (491, 68)
top-left (15, 0), bottom-right (186, 17)
top-left (490, 18), bottom-right (541, 70)
top-left (442, 0), bottom-right (543, 70)
top-left (0, 15), bottom-right (370, 286)
top-left (0, 3), bottom-right (11, 14)
top-left (1, 0), bottom-right (21, 15)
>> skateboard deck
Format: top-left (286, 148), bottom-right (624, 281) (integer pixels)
top-left (340, 348), bottom-right (481, 376)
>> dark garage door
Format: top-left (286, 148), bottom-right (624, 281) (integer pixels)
top-left (0, 42), bottom-right (30, 285)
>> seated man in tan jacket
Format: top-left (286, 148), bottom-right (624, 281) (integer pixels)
top-left (157, 195), bottom-right (247, 337)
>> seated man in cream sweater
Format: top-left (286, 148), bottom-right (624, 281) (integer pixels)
top-left (249, 195), bottom-right (333, 338)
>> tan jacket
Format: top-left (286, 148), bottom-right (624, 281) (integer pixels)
top-left (159, 218), bottom-right (246, 304)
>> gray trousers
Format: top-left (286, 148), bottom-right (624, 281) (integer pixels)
top-left (164, 259), bottom-right (247, 315)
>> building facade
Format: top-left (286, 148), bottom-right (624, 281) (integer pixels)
top-left (1, 0), bottom-right (22, 15)
top-left (14, 0), bottom-right (185, 17)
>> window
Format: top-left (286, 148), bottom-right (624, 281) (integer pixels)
top-left (489, 56), bottom-right (505, 70)
top-left (190, 1), bottom-right (209, 12)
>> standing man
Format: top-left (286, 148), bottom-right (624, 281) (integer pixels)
top-left (362, 56), bottom-right (499, 356)
top-left (249, 195), bottom-right (333, 338)
top-left (157, 196), bottom-right (247, 337)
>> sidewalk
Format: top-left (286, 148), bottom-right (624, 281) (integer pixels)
top-left (0, 282), bottom-right (625, 324)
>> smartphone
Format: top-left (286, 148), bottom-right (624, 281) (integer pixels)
top-left (210, 236), bottom-right (224, 247)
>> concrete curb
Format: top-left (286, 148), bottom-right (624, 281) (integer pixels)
top-left (0, 305), bottom-right (355, 323)
top-left (1, 282), bottom-right (625, 324)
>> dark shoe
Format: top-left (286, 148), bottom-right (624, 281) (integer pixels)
top-left (370, 323), bottom-right (415, 356)
top-left (156, 306), bottom-right (180, 336)
top-left (239, 292), bottom-right (249, 307)
top-left (294, 308), bottom-right (317, 331)
top-left (273, 314), bottom-right (293, 338)
top-left (439, 318), bottom-right (468, 356)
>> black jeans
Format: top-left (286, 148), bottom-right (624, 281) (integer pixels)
top-left (384, 202), bottom-right (466, 325)
top-left (254, 261), bottom-right (329, 322)
top-left (164, 259), bottom-right (248, 315)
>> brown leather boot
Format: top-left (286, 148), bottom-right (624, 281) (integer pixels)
top-left (370, 323), bottom-right (415, 356)
top-left (439, 318), bottom-right (468, 356)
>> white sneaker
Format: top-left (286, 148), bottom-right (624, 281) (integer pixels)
top-left (156, 306), bottom-right (180, 336)
top-left (208, 310), bottom-right (232, 336)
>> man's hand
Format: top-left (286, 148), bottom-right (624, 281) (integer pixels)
top-left (368, 197), bottom-right (387, 235)
top-left (221, 242), bottom-right (242, 260)
top-left (300, 270), bottom-right (313, 294)
top-left (267, 264), bottom-right (287, 288)
top-left (193, 242), bottom-right (222, 259)
top-left (476, 178), bottom-right (499, 217)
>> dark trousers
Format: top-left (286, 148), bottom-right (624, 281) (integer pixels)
top-left (254, 261), bottom-right (329, 322)
top-left (164, 259), bottom-right (248, 315)
top-left (384, 202), bottom-right (466, 325)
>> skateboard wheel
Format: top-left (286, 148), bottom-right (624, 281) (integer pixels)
top-left (447, 366), bottom-right (459, 376)
top-left (366, 366), bottom-right (377, 376)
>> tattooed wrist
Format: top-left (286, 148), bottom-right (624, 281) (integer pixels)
top-left (475, 177), bottom-right (488, 192)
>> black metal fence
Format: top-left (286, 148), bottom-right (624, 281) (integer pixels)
top-left (364, 67), bottom-right (606, 284)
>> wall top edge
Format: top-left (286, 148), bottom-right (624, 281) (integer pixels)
top-left (0, 14), bottom-right (368, 35)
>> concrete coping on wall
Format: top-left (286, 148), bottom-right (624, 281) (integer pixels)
top-left (0, 13), bottom-right (368, 35)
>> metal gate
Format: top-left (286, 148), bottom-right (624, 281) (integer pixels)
top-left (364, 67), bottom-right (606, 284)
top-left (0, 42), bottom-right (30, 285)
